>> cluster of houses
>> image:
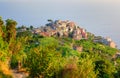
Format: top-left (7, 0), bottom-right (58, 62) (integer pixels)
top-left (94, 36), bottom-right (117, 48)
top-left (17, 20), bottom-right (117, 49)
top-left (32, 20), bottom-right (87, 40)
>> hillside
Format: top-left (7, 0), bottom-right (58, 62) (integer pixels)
top-left (18, 20), bottom-right (117, 48)
top-left (0, 18), bottom-right (120, 78)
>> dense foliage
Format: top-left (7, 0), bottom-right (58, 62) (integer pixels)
top-left (0, 17), bottom-right (120, 78)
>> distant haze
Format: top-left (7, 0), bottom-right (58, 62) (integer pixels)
top-left (0, 0), bottom-right (120, 48)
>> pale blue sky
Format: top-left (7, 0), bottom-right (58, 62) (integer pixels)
top-left (0, 0), bottom-right (120, 48)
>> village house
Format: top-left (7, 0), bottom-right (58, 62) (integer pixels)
top-left (50, 30), bottom-right (57, 36)
top-left (104, 37), bottom-right (116, 48)
top-left (32, 28), bottom-right (41, 34)
top-left (94, 37), bottom-right (116, 48)
top-left (109, 41), bottom-right (116, 48)
top-left (73, 45), bottom-right (83, 52)
top-left (72, 28), bottom-right (82, 40)
top-left (66, 22), bottom-right (76, 32)
top-left (17, 26), bottom-right (27, 33)
top-left (39, 32), bottom-right (51, 37)
top-left (80, 28), bottom-right (87, 39)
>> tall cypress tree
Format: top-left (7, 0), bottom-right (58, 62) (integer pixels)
top-left (0, 17), bottom-right (4, 37)
top-left (5, 19), bottom-right (17, 42)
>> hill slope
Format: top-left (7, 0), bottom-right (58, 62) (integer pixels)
top-left (0, 18), bottom-right (120, 78)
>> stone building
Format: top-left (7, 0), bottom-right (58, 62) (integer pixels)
top-left (73, 46), bottom-right (83, 52)
top-left (109, 41), bottom-right (116, 48)
top-left (94, 37), bottom-right (117, 48)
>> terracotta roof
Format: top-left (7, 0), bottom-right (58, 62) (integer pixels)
top-left (39, 32), bottom-right (50, 37)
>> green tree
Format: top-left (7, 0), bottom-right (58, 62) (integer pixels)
top-left (25, 37), bottom-right (65, 78)
top-left (0, 17), bottom-right (4, 37)
top-left (0, 37), bottom-right (9, 62)
top-left (17, 30), bottom-right (32, 38)
top-left (87, 32), bottom-right (95, 40)
top-left (30, 25), bottom-right (33, 30)
top-left (61, 53), bottom-right (97, 78)
top-left (95, 59), bottom-right (115, 78)
top-left (25, 46), bottom-right (62, 78)
top-left (5, 19), bottom-right (17, 42)
top-left (47, 19), bottom-right (53, 23)
top-left (10, 39), bottom-right (26, 70)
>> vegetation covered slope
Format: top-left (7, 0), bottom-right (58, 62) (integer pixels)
top-left (0, 17), bottom-right (120, 78)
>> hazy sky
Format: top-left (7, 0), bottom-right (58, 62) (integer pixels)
top-left (0, 0), bottom-right (120, 48)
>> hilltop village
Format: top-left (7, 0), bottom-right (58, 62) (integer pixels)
top-left (17, 20), bottom-right (117, 48)
top-left (32, 20), bottom-right (87, 40)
